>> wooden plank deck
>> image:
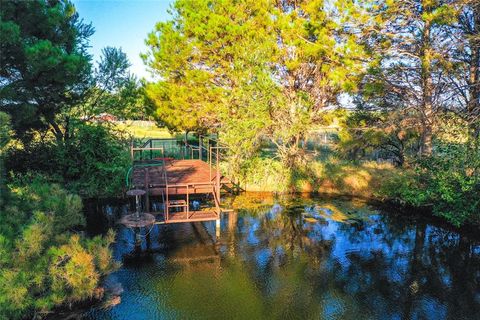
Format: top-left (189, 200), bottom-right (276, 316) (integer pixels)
top-left (124, 139), bottom-right (231, 226)
top-left (132, 160), bottom-right (218, 195)
top-left (130, 159), bottom-right (223, 224)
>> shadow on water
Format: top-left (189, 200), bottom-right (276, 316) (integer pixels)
top-left (81, 193), bottom-right (480, 320)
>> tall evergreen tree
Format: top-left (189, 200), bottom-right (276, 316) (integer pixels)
top-left (268, 0), bottom-right (371, 166)
top-left (0, 0), bottom-right (93, 141)
top-left (449, 0), bottom-right (480, 139)
top-left (144, 0), bottom-right (372, 168)
top-left (367, 0), bottom-right (460, 155)
top-left (143, 0), bottom-right (278, 167)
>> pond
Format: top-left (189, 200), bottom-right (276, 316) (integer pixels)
top-left (81, 193), bottom-right (480, 320)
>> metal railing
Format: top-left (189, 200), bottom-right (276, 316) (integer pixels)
top-left (163, 181), bottom-right (219, 221)
top-left (131, 137), bottom-right (208, 162)
top-left (127, 135), bottom-right (238, 220)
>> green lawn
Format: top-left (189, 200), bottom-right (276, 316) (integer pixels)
top-left (114, 120), bottom-right (174, 139)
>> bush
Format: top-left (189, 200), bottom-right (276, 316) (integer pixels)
top-left (5, 122), bottom-right (130, 198)
top-left (380, 142), bottom-right (480, 226)
top-left (0, 177), bottom-right (117, 319)
top-left (1, 112), bottom-right (12, 208)
top-left (239, 157), bottom-right (290, 192)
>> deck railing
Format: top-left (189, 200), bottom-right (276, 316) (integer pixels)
top-left (163, 181), bottom-right (219, 221)
top-left (130, 137), bottom-right (209, 162)
top-left (127, 135), bottom-right (239, 217)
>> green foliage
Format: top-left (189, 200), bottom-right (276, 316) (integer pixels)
top-left (0, 178), bottom-right (117, 319)
top-left (0, 112), bottom-right (12, 208)
top-left (60, 122), bottom-right (131, 197)
top-left (380, 141), bottom-right (480, 226)
top-left (336, 110), bottom-right (419, 166)
top-left (143, 0), bottom-right (276, 140)
top-left (5, 123), bottom-right (130, 198)
top-left (0, 112), bottom-right (11, 151)
top-left (75, 47), bottom-right (149, 121)
top-left (144, 0), bottom-right (374, 170)
top-left (239, 154), bottom-right (399, 198)
top-left (239, 157), bottom-right (290, 193)
top-left (0, 0), bottom-right (93, 141)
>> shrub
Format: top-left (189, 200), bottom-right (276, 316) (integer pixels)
top-left (380, 142), bottom-right (480, 226)
top-left (238, 155), bottom-right (399, 197)
top-left (0, 112), bottom-right (12, 208)
top-left (239, 157), bottom-right (290, 192)
top-left (5, 122), bottom-right (130, 198)
top-left (0, 177), bottom-right (117, 319)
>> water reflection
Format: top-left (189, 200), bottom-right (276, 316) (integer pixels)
top-left (84, 194), bottom-right (480, 320)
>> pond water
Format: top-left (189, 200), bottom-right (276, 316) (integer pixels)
top-left (82, 194), bottom-right (480, 320)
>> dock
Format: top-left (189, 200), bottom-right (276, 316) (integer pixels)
top-left (125, 136), bottom-right (236, 225)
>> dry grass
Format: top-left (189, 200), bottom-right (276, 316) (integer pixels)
top-left (240, 158), bottom-right (400, 198)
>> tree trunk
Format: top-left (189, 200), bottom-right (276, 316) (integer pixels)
top-left (49, 120), bottom-right (64, 143)
top-left (420, 18), bottom-right (434, 156)
top-left (467, 3), bottom-right (480, 140)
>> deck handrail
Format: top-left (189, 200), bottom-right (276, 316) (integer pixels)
top-left (130, 135), bottom-right (241, 194)
top-left (148, 182), bottom-right (215, 188)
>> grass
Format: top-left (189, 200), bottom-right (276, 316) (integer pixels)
top-left (238, 156), bottom-right (401, 198)
top-left (113, 120), bottom-right (174, 139)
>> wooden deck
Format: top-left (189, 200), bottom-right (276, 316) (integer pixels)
top-left (129, 159), bottom-right (222, 224)
top-left (125, 138), bottom-right (233, 226)
top-left (132, 160), bottom-right (219, 195)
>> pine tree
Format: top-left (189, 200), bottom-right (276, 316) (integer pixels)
top-left (0, 0), bottom-right (93, 141)
top-left (144, 0), bottom-right (373, 169)
top-left (368, 0), bottom-right (460, 155)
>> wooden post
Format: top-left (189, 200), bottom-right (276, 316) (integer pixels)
top-left (184, 131), bottom-right (188, 160)
top-left (130, 144), bottom-right (134, 162)
top-left (199, 136), bottom-right (202, 160)
top-left (134, 227), bottom-right (142, 253)
top-left (209, 147), bottom-right (212, 181)
top-left (145, 168), bottom-right (150, 212)
top-left (146, 229), bottom-right (151, 250)
top-left (207, 138), bottom-right (210, 164)
top-left (186, 184), bottom-right (189, 219)
top-left (165, 185), bottom-right (169, 222)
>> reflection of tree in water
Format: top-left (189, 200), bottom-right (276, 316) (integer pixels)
top-left (330, 214), bottom-right (480, 319)
top-left (152, 196), bottom-right (480, 320)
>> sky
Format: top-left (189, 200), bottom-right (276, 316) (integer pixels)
top-left (72, 0), bottom-right (174, 80)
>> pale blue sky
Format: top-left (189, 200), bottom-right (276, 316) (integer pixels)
top-left (72, 0), bottom-right (174, 80)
